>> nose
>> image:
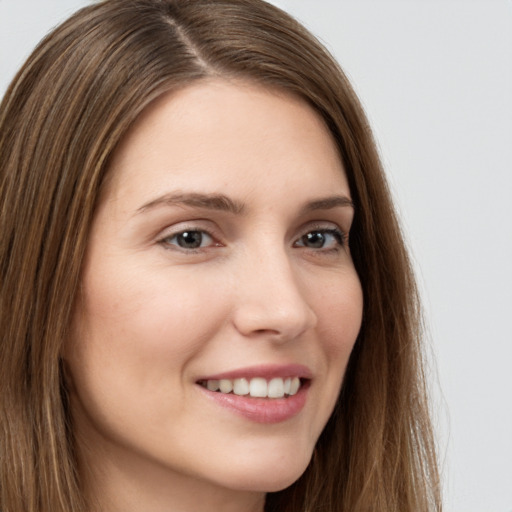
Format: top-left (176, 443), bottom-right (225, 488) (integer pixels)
top-left (231, 247), bottom-right (317, 342)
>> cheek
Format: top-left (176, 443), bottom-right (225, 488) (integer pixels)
top-left (294, 270), bottom-right (362, 445)
top-left (314, 271), bottom-right (363, 403)
top-left (65, 265), bottom-right (234, 439)
top-left (79, 264), bottom-right (230, 362)
top-left (315, 272), bottom-right (363, 356)
top-left (65, 264), bottom-right (232, 429)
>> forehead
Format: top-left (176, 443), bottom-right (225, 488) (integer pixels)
top-left (104, 79), bottom-right (349, 211)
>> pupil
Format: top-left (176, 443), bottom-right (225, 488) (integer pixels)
top-left (178, 231), bottom-right (202, 249)
top-left (305, 232), bottom-right (324, 248)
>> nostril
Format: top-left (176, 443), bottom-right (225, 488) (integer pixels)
top-left (253, 328), bottom-right (279, 335)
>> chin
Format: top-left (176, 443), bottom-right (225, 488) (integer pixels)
top-left (219, 448), bottom-right (313, 493)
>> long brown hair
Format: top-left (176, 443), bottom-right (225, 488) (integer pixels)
top-left (0, 1), bottom-right (441, 511)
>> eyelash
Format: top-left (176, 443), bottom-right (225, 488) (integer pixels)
top-left (158, 226), bottom-right (219, 253)
top-left (294, 226), bottom-right (348, 253)
top-left (158, 225), bottom-right (348, 254)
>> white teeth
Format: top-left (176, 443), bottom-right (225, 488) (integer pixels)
top-left (283, 377), bottom-right (291, 395)
top-left (249, 377), bottom-right (268, 397)
top-left (289, 377), bottom-right (300, 396)
top-left (233, 378), bottom-right (249, 396)
top-left (219, 379), bottom-right (233, 393)
top-left (207, 379), bottom-right (220, 391)
top-left (202, 376), bottom-right (303, 398)
top-left (268, 377), bottom-right (285, 398)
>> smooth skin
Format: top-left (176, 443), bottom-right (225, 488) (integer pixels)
top-left (64, 79), bottom-right (364, 512)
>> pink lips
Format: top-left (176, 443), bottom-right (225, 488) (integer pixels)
top-left (196, 364), bottom-right (312, 424)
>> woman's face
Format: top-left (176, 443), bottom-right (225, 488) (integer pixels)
top-left (65, 80), bottom-right (363, 507)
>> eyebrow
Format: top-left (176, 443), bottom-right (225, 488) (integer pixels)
top-left (136, 192), bottom-right (246, 215)
top-left (300, 195), bottom-right (354, 214)
top-left (135, 192), bottom-right (354, 216)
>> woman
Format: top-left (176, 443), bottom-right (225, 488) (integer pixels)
top-left (0, 1), bottom-right (441, 511)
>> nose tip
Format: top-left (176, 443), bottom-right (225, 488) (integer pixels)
top-left (231, 255), bottom-right (317, 342)
top-left (234, 301), bottom-right (317, 341)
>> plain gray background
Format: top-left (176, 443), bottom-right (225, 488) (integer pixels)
top-left (1, 1), bottom-right (511, 511)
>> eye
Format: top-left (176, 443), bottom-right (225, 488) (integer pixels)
top-left (294, 228), bottom-right (346, 250)
top-left (161, 229), bottom-right (215, 250)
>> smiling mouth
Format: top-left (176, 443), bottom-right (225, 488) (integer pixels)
top-left (197, 377), bottom-right (307, 399)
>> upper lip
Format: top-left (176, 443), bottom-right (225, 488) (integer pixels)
top-left (196, 363), bottom-right (313, 382)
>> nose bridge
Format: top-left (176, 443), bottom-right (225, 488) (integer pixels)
top-left (232, 241), bottom-right (317, 340)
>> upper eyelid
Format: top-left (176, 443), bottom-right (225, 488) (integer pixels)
top-left (296, 221), bottom-right (347, 236)
top-left (157, 221), bottom-right (219, 239)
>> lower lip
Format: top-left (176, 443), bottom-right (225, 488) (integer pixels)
top-left (197, 382), bottom-right (309, 424)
